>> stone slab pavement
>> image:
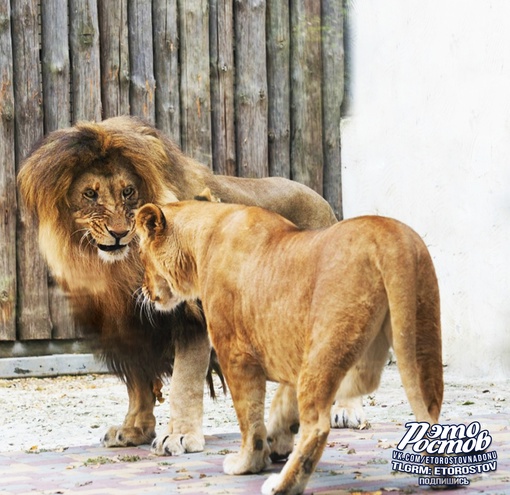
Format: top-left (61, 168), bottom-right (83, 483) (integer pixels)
top-left (1, 415), bottom-right (508, 495)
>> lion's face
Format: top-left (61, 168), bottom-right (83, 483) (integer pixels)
top-left (68, 163), bottom-right (144, 263)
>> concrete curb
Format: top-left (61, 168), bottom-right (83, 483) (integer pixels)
top-left (0, 354), bottom-right (108, 379)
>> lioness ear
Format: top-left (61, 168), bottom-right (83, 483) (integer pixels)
top-left (194, 187), bottom-right (220, 203)
top-left (136, 204), bottom-right (166, 238)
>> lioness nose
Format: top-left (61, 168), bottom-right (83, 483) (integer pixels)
top-left (108, 227), bottom-right (129, 240)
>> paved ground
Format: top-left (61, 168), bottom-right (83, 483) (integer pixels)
top-left (1, 365), bottom-right (508, 494)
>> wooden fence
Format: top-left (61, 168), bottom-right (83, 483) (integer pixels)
top-left (0, 0), bottom-right (344, 347)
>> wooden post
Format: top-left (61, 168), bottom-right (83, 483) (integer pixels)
top-left (178, 0), bottom-right (212, 167)
top-left (41, 0), bottom-right (79, 339)
top-left (153, 0), bottom-right (180, 141)
top-left (69, 0), bottom-right (102, 122)
top-left (0, 1), bottom-right (17, 340)
top-left (321, 0), bottom-right (343, 219)
top-left (11, 0), bottom-right (52, 340)
top-left (234, 0), bottom-right (268, 178)
top-left (41, 0), bottom-right (71, 130)
top-left (290, 0), bottom-right (323, 193)
top-left (98, 0), bottom-right (130, 118)
top-left (128, 0), bottom-right (155, 123)
top-left (267, 0), bottom-right (291, 178)
top-left (209, 0), bottom-right (236, 176)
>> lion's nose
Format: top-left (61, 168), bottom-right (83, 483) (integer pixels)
top-left (107, 227), bottom-right (129, 240)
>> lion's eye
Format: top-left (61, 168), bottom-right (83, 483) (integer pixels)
top-left (83, 189), bottom-right (98, 200)
top-left (123, 186), bottom-right (135, 199)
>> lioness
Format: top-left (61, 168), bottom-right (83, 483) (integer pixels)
top-left (135, 198), bottom-right (443, 495)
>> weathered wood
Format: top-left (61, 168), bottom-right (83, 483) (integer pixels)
top-left (209, 0), bottom-right (236, 176)
top-left (290, 0), bottom-right (323, 193)
top-left (267, 0), bottom-right (290, 178)
top-left (234, 0), bottom-right (268, 178)
top-left (321, 0), bottom-right (343, 219)
top-left (41, 0), bottom-right (71, 130)
top-left (153, 0), bottom-right (180, 141)
top-left (0, 2), bottom-right (17, 340)
top-left (11, 0), bottom-right (52, 340)
top-left (98, 0), bottom-right (130, 118)
top-left (41, 0), bottom-right (76, 339)
top-left (69, 0), bottom-right (102, 122)
top-left (128, 0), bottom-right (155, 123)
top-left (178, 0), bottom-right (212, 167)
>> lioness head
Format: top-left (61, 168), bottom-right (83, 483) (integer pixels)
top-left (136, 202), bottom-right (202, 312)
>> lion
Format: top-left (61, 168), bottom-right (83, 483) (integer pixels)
top-left (135, 197), bottom-right (443, 495)
top-left (17, 115), bottom-right (360, 459)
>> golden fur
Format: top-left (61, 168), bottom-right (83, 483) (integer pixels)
top-left (17, 115), bottom-right (338, 456)
top-left (136, 199), bottom-right (443, 495)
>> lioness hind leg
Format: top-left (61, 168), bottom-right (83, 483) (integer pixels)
top-left (266, 384), bottom-right (300, 462)
top-left (331, 322), bottom-right (391, 428)
top-left (222, 361), bottom-right (271, 475)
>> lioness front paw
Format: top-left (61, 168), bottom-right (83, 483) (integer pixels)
top-left (261, 473), bottom-right (282, 495)
top-left (150, 432), bottom-right (205, 456)
top-left (330, 399), bottom-right (367, 429)
top-left (223, 451), bottom-right (271, 475)
top-left (101, 426), bottom-right (156, 447)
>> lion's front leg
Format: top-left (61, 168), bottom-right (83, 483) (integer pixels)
top-left (151, 333), bottom-right (211, 456)
top-left (102, 379), bottom-right (157, 447)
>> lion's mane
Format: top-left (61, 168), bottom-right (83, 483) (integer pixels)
top-left (17, 116), bottom-right (220, 391)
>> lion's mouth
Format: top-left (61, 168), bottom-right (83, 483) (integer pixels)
top-left (91, 239), bottom-right (128, 253)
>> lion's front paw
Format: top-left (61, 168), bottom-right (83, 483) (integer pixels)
top-left (101, 426), bottom-right (156, 447)
top-left (223, 451), bottom-right (271, 475)
top-left (330, 398), bottom-right (367, 429)
top-left (150, 432), bottom-right (205, 456)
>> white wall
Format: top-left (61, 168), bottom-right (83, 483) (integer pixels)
top-left (342, 0), bottom-right (510, 378)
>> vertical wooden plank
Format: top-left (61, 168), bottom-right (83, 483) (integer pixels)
top-left (41, 0), bottom-right (71, 130)
top-left (267, 0), bottom-right (290, 178)
top-left (69, 0), bottom-right (102, 122)
top-left (234, 0), bottom-right (268, 178)
top-left (128, 0), bottom-right (155, 123)
top-left (98, 0), bottom-right (130, 118)
top-left (153, 0), bottom-right (180, 141)
top-left (11, 0), bottom-right (52, 340)
top-left (209, 0), bottom-right (236, 176)
top-left (41, 0), bottom-right (77, 339)
top-left (321, 0), bottom-right (343, 219)
top-left (290, 0), bottom-right (323, 193)
top-left (0, 1), bottom-right (17, 340)
top-left (178, 0), bottom-right (212, 167)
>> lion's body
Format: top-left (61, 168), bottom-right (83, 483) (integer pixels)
top-left (17, 116), bottom-right (338, 456)
top-left (136, 200), bottom-right (443, 495)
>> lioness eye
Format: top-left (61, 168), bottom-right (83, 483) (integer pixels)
top-left (83, 189), bottom-right (98, 200)
top-left (123, 186), bottom-right (135, 199)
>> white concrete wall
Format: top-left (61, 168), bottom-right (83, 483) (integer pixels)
top-left (341, 0), bottom-right (510, 378)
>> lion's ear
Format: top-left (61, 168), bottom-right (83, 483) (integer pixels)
top-left (136, 204), bottom-right (167, 238)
